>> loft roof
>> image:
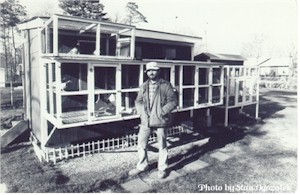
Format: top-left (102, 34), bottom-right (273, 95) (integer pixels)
top-left (18, 14), bottom-right (201, 44)
top-left (197, 52), bottom-right (245, 61)
top-left (259, 58), bottom-right (291, 67)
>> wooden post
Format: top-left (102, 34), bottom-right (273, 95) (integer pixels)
top-left (116, 64), bottom-right (122, 117)
top-left (65, 147), bottom-right (68, 159)
top-left (170, 65), bottom-right (175, 86)
top-left (194, 66), bottom-right (199, 106)
top-left (224, 67), bottom-right (230, 127)
top-left (130, 28), bottom-right (136, 59)
top-left (59, 148), bottom-right (63, 160)
top-left (97, 140), bottom-right (100, 153)
top-left (71, 145), bottom-right (74, 158)
top-left (139, 64), bottom-right (144, 86)
top-left (55, 62), bottom-right (62, 125)
top-left (220, 66), bottom-right (224, 104)
top-left (87, 63), bottom-right (95, 122)
top-left (39, 59), bottom-right (48, 148)
top-left (179, 65), bottom-right (183, 108)
top-left (53, 15), bottom-right (58, 56)
top-left (88, 142), bottom-right (91, 154)
top-left (77, 144), bottom-right (80, 156)
top-left (95, 23), bottom-right (101, 56)
top-left (49, 63), bottom-right (54, 115)
top-left (255, 67), bottom-right (260, 119)
top-left (116, 34), bottom-right (120, 56)
top-left (234, 68), bottom-right (239, 106)
top-left (102, 139), bottom-right (105, 151)
top-left (208, 67), bottom-right (213, 104)
top-left (92, 141), bottom-right (95, 153)
top-left (45, 25), bottom-right (49, 53)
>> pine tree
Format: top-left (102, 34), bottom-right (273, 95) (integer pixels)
top-left (58, 0), bottom-right (108, 20)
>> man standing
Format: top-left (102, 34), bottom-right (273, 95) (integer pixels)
top-left (129, 62), bottom-right (177, 179)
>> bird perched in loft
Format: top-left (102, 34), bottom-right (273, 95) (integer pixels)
top-left (52, 80), bottom-right (72, 91)
top-left (68, 42), bottom-right (80, 54)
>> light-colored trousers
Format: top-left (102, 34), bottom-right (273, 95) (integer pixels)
top-left (136, 125), bottom-right (168, 171)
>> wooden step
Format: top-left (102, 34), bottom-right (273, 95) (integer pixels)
top-left (1, 120), bottom-right (29, 148)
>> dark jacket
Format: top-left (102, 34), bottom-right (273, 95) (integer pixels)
top-left (135, 78), bottom-right (177, 127)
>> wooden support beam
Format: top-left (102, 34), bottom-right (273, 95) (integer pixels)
top-left (116, 64), bottom-right (122, 117)
top-left (179, 65), bottom-right (183, 108)
top-left (79, 23), bottom-right (97, 34)
top-left (208, 67), bottom-right (213, 104)
top-left (95, 24), bottom-right (101, 56)
top-left (255, 68), bottom-right (260, 119)
top-left (53, 15), bottom-right (58, 56)
top-left (194, 66), bottom-right (199, 106)
top-left (48, 63), bottom-right (54, 115)
top-left (43, 126), bottom-right (57, 147)
top-left (130, 28), bottom-right (136, 59)
top-left (87, 63), bottom-right (95, 122)
top-left (55, 62), bottom-right (62, 125)
top-left (224, 67), bottom-right (230, 127)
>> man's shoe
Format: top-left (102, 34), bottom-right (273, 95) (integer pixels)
top-left (128, 167), bottom-right (148, 176)
top-left (157, 170), bottom-right (167, 179)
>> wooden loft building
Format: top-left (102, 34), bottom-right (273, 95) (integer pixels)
top-left (18, 15), bottom-right (259, 162)
top-left (194, 52), bottom-right (245, 65)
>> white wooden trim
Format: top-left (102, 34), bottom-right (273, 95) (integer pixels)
top-left (170, 65), bottom-right (175, 87)
top-left (219, 66), bottom-right (224, 104)
top-left (194, 66), bottom-right (199, 106)
top-left (87, 63), bottom-right (95, 122)
top-left (39, 58), bottom-right (48, 147)
top-left (44, 126), bottom-right (57, 147)
top-left (208, 67), bottom-right (213, 104)
top-left (53, 15), bottom-right (58, 56)
top-left (224, 67), bottom-right (230, 127)
top-left (79, 23), bottom-right (97, 34)
top-left (116, 63), bottom-right (122, 118)
top-left (55, 62), bottom-right (62, 125)
top-left (120, 88), bottom-right (139, 93)
top-left (139, 64), bottom-right (144, 85)
top-left (61, 90), bottom-right (89, 96)
top-left (130, 28), bottom-right (136, 59)
top-left (48, 63), bottom-right (54, 115)
top-left (95, 24), bottom-right (101, 56)
top-left (255, 69), bottom-right (260, 118)
top-left (179, 65), bottom-right (183, 108)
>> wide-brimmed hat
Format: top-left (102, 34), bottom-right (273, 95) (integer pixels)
top-left (145, 62), bottom-right (160, 72)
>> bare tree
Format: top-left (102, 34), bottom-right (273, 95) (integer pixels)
top-left (0, 0), bottom-right (26, 107)
top-left (124, 2), bottom-right (147, 25)
top-left (241, 33), bottom-right (268, 62)
top-left (110, 12), bottom-right (122, 23)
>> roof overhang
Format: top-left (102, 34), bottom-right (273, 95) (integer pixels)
top-left (134, 28), bottom-right (202, 44)
top-left (18, 17), bottom-right (49, 30)
top-left (18, 15), bottom-right (202, 45)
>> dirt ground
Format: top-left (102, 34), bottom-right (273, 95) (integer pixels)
top-left (0, 88), bottom-right (297, 193)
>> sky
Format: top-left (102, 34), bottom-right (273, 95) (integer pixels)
top-left (16, 0), bottom-right (298, 57)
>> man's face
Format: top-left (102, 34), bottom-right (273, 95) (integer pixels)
top-left (146, 69), bottom-right (159, 80)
